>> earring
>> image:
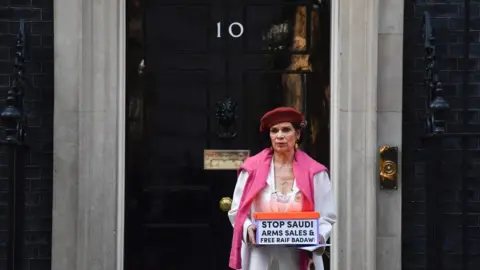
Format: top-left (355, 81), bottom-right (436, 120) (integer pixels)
top-left (295, 140), bottom-right (299, 149)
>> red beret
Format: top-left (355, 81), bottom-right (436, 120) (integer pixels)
top-left (259, 107), bottom-right (305, 132)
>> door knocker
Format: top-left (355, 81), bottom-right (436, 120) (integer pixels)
top-left (215, 98), bottom-right (238, 139)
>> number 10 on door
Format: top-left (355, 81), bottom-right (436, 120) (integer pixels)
top-left (216, 22), bottom-right (244, 38)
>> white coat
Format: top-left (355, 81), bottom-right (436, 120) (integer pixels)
top-left (228, 161), bottom-right (336, 270)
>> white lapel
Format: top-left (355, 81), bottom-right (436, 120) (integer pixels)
top-left (266, 159), bottom-right (275, 187)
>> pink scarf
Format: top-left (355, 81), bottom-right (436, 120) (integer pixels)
top-left (228, 149), bottom-right (327, 269)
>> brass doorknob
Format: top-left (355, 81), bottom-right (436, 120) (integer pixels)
top-left (219, 197), bottom-right (232, 212)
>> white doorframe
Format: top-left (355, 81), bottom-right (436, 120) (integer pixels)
top-left (116, 0), bottom-right (126, 268)
top-left (329, 0), bottom-right (378, 269)
top-left (52, 0), bottom-right (379, 269)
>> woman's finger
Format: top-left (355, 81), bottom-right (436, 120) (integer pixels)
top-left (314, 246), bottom-right (325, 256)
top-left (248, 229), bottom-right (256, 245)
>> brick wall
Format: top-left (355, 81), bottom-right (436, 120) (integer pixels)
top-left (403, 0), bottom-right (480, 269)
top-left (0, 0), bottom-right (53, 269)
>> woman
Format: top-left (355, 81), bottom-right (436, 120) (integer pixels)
top-left (228, 107), bottom-right (336, 270)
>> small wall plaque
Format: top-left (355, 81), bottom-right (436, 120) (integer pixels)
top-left (204, 149), bottom-right (250, 170)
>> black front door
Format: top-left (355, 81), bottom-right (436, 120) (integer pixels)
top-left (125, 0), bottom-right (331, 269)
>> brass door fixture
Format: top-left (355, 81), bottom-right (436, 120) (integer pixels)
top-left (215, 98), bottom-right (238, 139)
top-left (379, 146), bottom-right (398, 190)
top-left (219, 197), bottom-right (232, 212)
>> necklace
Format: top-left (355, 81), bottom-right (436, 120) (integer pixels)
top-left (275, 192), bottom-right (292, 203)
top-left (273, 156), bottom-right (292, 171)
top-left (272, 158), bottom-right (295, 212)
top-left (273, 157), bottom-right (294, 194)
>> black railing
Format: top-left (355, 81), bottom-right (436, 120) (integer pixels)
top-left (422, 7), bottom-right (477, 270)
top-left (422, 11), bottom-right (449, 137)
top-left (0, 19), bottom-right (28, 270)
top-left (422, 11), bottom-right (445, 270)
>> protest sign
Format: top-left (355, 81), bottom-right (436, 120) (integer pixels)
top-left (253, 212), bottom-right (319, 246)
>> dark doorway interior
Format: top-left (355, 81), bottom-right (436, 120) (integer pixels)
top-left (125, 0), bottom-right (331, 269)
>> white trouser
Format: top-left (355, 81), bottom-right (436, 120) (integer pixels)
top-left (246, 246), bottom-right (299, 270)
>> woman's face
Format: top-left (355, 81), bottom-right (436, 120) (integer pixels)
top-left (269, 122), bottom-right (300, 153)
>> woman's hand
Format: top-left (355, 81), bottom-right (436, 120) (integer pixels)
top-left (247, 225), bottom-right (257, 245)
top-left (313, 235), bottom-right (326, 255)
